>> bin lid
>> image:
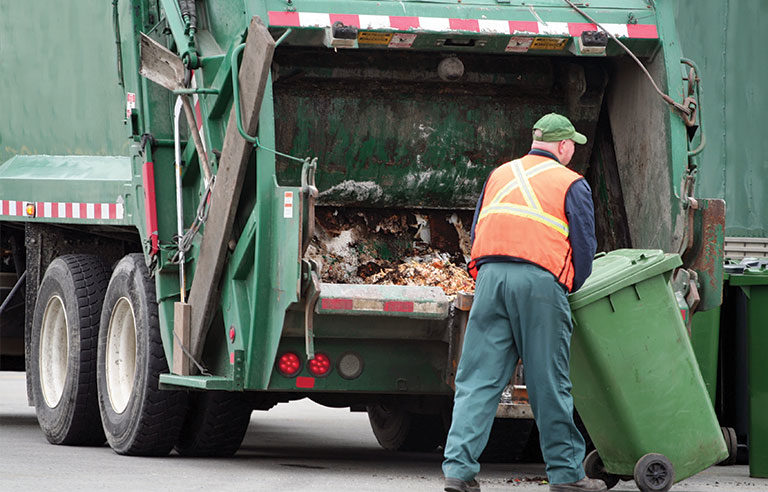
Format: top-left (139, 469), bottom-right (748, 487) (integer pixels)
top-left (568, 249), bottom-right (682, 310)
top-left (728, 264), bottom-right (768, 286)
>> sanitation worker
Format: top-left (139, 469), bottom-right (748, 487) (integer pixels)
top-left (443, 114), bottom-right (602, 492)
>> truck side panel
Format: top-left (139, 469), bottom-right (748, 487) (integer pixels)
top-left (0, 1), bottom-right (130, 162)
top-left (676, 0), bottom-right (768, 238)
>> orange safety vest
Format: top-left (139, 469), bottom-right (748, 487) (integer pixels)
top-left (469, 153), bottom-right (582, 291)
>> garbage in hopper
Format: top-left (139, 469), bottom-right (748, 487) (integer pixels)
top-left (306, 208), bottom-right (475, 295)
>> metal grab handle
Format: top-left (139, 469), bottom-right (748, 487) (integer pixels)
top-left (301, 157), bottom-right (318, 190)
top-left (173, 97), bottom-right (187, 302)
top-left (681, 57), bottom-right (707, 158)
top-left (301, 157), bottom-right (319, 256)
top-left (230, 43), bottom-right (257, 144)
top-left (304, 268), bottom-right (321, 360)
top-left (230, 38), bottom-right (306, 163)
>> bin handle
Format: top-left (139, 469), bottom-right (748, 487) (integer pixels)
top-left (594, 252), bottom-right (607, 259)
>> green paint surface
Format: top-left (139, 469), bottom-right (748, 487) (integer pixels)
top-left (0, 155), bottom-right (133, 225)
top-left (690, 308), bottom-right (721, 406)
top-left (676, 0), bottom-right (768, 237)
top-left (729, 270), bottom-right (768, 477)
top-left (0, 1), bottom-right (131, 162)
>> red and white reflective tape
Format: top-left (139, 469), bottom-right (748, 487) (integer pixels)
top-left (319, 297), bottom-right (444, 315)
top-left (268, 11), bottom-right (658, 39)
top-left (0, 200), bottom-right (125, 220)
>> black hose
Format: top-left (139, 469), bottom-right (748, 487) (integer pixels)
top-left (112, 0), bottom-right (124, 87)
top-left (178, 0), bottom-right (197, 32)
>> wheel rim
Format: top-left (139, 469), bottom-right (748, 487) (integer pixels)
top-left (644, 461), bottom-right (669, 488)
top-left (39, 295), bottom-right (69, 408)
top-left (106, 297), bottom-right (137, 414)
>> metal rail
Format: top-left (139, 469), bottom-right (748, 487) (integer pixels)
top-left (0, 270), bottom-right (26, 318)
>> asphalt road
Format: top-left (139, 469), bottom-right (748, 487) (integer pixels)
top-left (1, 371), bottom-right (767, 492)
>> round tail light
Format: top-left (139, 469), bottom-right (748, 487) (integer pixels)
top-left (307, 353), bottom-right (331, 377)
top-left (277, 352), bottom-right (301, 377)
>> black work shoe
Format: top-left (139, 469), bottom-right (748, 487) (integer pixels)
top-left (549, 477), bottom-right (607, 492)
top-left (444, 477), bottom-right (481, 492)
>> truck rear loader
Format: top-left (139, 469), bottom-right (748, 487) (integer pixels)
top-left (0, 0), bottom-right (722, 459)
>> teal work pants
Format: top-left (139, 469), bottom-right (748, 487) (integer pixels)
top-left (442, 262), bottom-right (586, 485)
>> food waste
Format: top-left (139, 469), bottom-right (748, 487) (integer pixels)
top-left (306, 208), bottom-right (475, 296)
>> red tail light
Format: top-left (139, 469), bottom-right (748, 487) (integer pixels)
top-left (277, 352), bottom-right (301, 377)
top-left (307, 353), bottom-right (331, 377)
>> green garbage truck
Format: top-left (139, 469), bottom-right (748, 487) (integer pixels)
top-left (0, 0), bottom-right (722, 458)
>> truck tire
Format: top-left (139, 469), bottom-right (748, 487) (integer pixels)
top-left (175, 391), bottom-right (252, 457)
top-left (479, 418), bottom-right (535, 463)
top-left (96, 254), bottom-right (187, 456)
top-left (29, 255), bottom-right (110, 445)
top-left (366, 403), bottom-right (446, 452)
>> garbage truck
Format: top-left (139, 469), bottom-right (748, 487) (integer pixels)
top-left (0, 0), bottom-right (722, 458)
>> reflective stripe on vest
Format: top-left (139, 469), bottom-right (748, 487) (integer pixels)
top-left (477, 159), bottom-right (569, 237)
top-left (469, 154), bottom-right (581, 290)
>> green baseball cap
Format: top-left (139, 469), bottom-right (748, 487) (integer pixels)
top-left (532, 113), bottom-right (587, 145)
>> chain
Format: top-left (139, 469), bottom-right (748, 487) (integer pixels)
top-left (252, 137), bottom-right (307, 163)
top-left (172, 331), bottom-right (212, 376)
top-left (171, 176), bottom-right (215, 265)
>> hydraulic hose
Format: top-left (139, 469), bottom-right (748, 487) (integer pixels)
top-left (563, 0), bottom-right (692, 119)
top-left (178, 0), bottom-right (197, 35)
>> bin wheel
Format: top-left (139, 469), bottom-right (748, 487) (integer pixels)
top-left (633, 453), bottom-right (674, 492)
top-left (583, 449), bottom-right (620, 489)
top-left (717, 426), bottom-right (738, 466)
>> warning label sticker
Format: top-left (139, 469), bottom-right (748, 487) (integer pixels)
top-left (530, 37), bottom-right (569, 51)
top-left (505, 36), bottom-right (534, 53)
top-left (284, 191), bottom-right (294, 219)
top-left (126, 92), bottom-right (136, 118)
top-left (358, 31), bottom-right (393, 45)
top-left (388, 33), bottom-right (417, 49)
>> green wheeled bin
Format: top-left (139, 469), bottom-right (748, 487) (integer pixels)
top-left (568, 249), bottom-right (728, 492)
top-left (728, 261), bottom-right (768, 478)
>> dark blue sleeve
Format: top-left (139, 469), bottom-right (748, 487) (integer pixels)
top-left (565, 178), bottom-right (597, 292)
top-left (470, 177), bottom-right (490, 246)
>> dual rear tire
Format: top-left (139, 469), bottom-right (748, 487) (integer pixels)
top-left (29, 255), bottom-right (109, 445)
top-left (31, 253), bottom-right (250, 456)
top-left (176, 391), bottom-right (252, 457)
top-left (96, 254), bottom-right (187, 455)
top-left (366, 403), bottom-right (448, 452)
